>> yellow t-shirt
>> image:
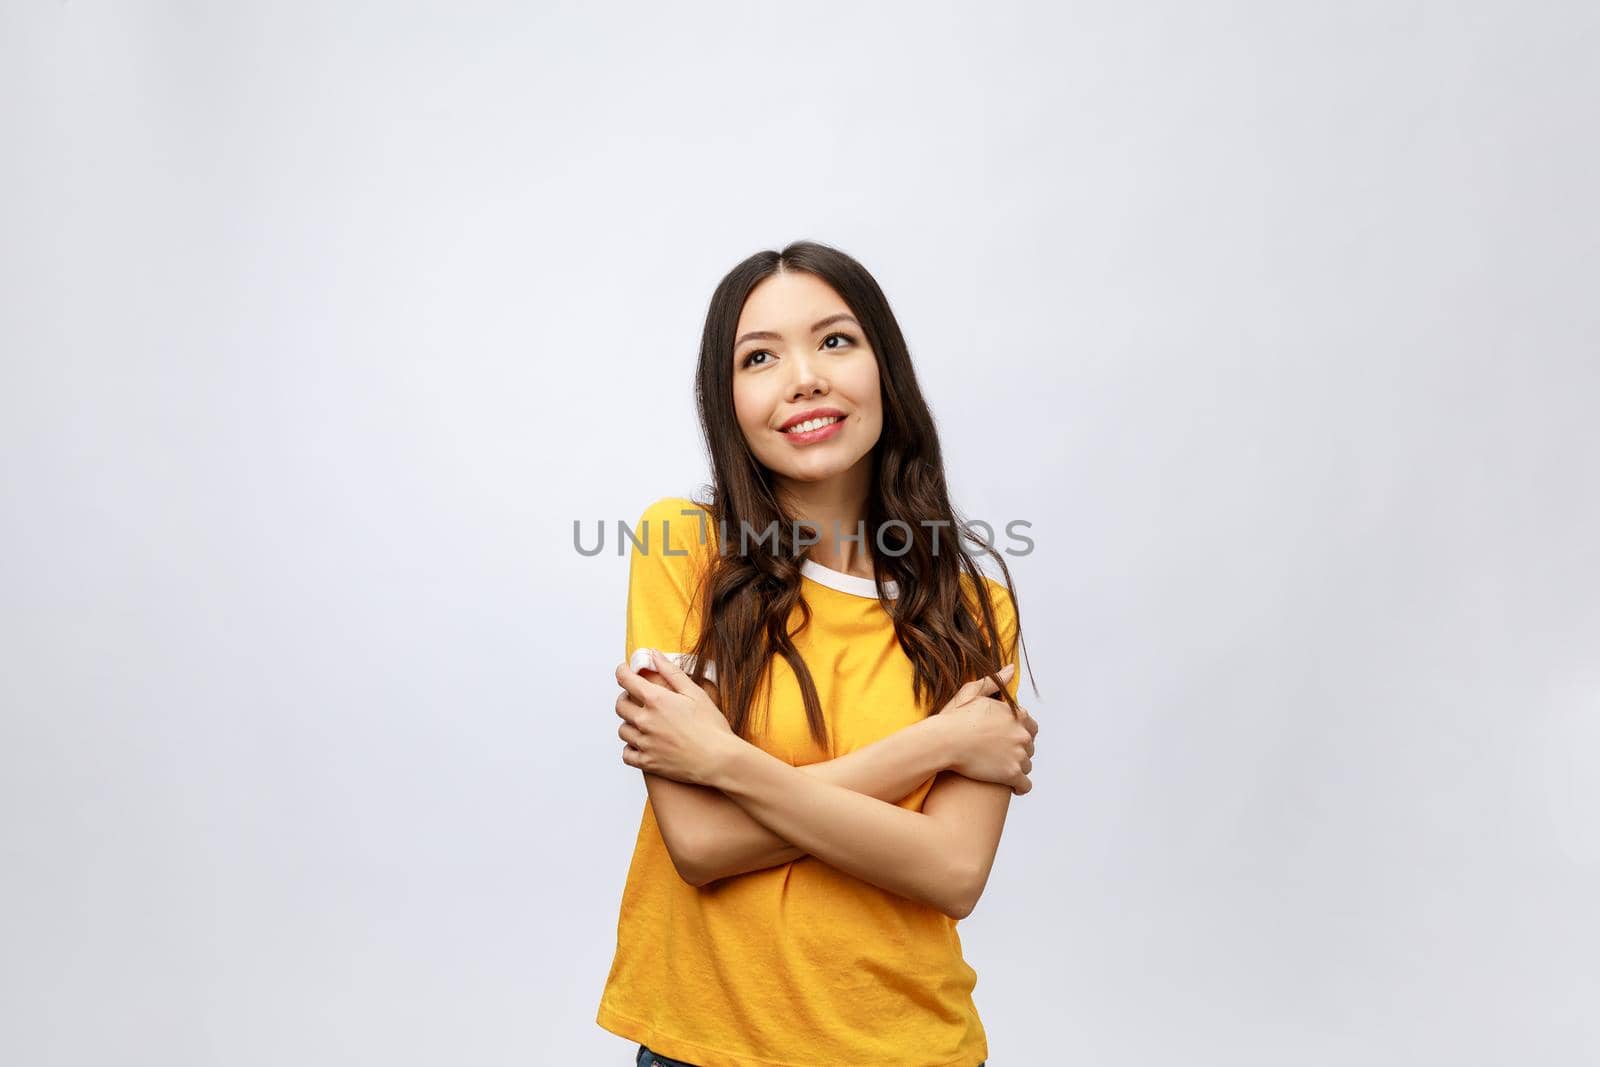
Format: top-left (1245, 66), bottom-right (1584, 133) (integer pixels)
top-left (596, 496), bottom-right (1021, 1067)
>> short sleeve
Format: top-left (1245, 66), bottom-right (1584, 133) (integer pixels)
top-left (623, 496), bottom-right (718, 683)
top-left (981, 576), bottom-right (1022, 703)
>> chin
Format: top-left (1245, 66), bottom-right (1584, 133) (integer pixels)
top-left (780, 457), bottom-right (862, 482)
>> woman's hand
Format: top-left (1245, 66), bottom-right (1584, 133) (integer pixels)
top-left (615, 649), bottom-right (740, 787)
top-left (937, 664), bottom-right (1039, 795)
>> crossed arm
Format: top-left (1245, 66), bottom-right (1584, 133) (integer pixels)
top-left (642, 677), bottom-right (957, 885)
top-left (631, 662), bottom-right (1013, 920)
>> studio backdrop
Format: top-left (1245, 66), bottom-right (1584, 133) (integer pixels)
top-left (2, 2), bottom-right (1596, 1065)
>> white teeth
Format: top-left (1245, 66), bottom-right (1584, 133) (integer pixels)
top-left (784, 416), bottom-right (842, 434)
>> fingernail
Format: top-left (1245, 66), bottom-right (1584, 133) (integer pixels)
top-left (1001, 663), bottom-right (1015, 675)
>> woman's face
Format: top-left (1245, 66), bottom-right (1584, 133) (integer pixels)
top-left (731, 271), bottom-right (882, 488)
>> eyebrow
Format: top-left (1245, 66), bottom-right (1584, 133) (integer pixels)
top-left (734, 313), bottom-right (860, 350)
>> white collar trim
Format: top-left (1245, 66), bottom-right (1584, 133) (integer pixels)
top-left (800, 558), bottom-right (899, 600)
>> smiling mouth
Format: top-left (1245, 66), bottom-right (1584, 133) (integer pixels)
top-left (780, 415), bottom-right (845, 434)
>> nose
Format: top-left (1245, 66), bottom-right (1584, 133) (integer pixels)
top-left (787, 350), bottom-right (828, 401)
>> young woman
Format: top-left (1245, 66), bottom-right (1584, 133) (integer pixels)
top-left (597, 241), bottom-right (1038, 1067)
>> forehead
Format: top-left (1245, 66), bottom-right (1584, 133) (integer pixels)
top-left (735, 271), bottom-right (850, 332)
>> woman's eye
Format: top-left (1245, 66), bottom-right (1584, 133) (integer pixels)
top-left (741, 333), bottom-right (855, 369)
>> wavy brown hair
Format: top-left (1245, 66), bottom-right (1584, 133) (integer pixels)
top-left (675, 240), bottom-right (1034, 747)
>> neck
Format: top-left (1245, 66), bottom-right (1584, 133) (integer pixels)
top-left (774, 462), bottom-right (874, 578)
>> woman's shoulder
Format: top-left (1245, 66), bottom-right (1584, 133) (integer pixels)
top-left (960, 569), bottom-right (1016, 603)
top-left (636, 494), bottom-right (709, 520)
top-left (635, 495), bottom-right (713, 532)
top-left (632, 495), bottom-right (717, 558)
top-left (961, 571), bottom-right (1019, 638)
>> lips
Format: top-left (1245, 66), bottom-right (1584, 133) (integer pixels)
top-left (779, 417), bottom-right (846, 445)
top-left (781, 415), bottom-right (844, 435)
top-left (778, 407), bottom-right (846, 432)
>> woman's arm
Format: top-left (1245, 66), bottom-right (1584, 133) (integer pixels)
top-left (624, 664), bottom-right (1031, 888)
top-left (643, 706), bottom-right (956, 887)
top-left (620, 651), bottom-right (1022, 917)
top-left (709, 741), bottom-right (1010, 919)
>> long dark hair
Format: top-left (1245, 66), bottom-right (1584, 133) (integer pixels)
top-left (679, 240), bottom-right (1032, 747)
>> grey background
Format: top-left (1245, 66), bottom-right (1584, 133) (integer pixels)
top-left (3, 2), bottom-right (1596, 1064)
